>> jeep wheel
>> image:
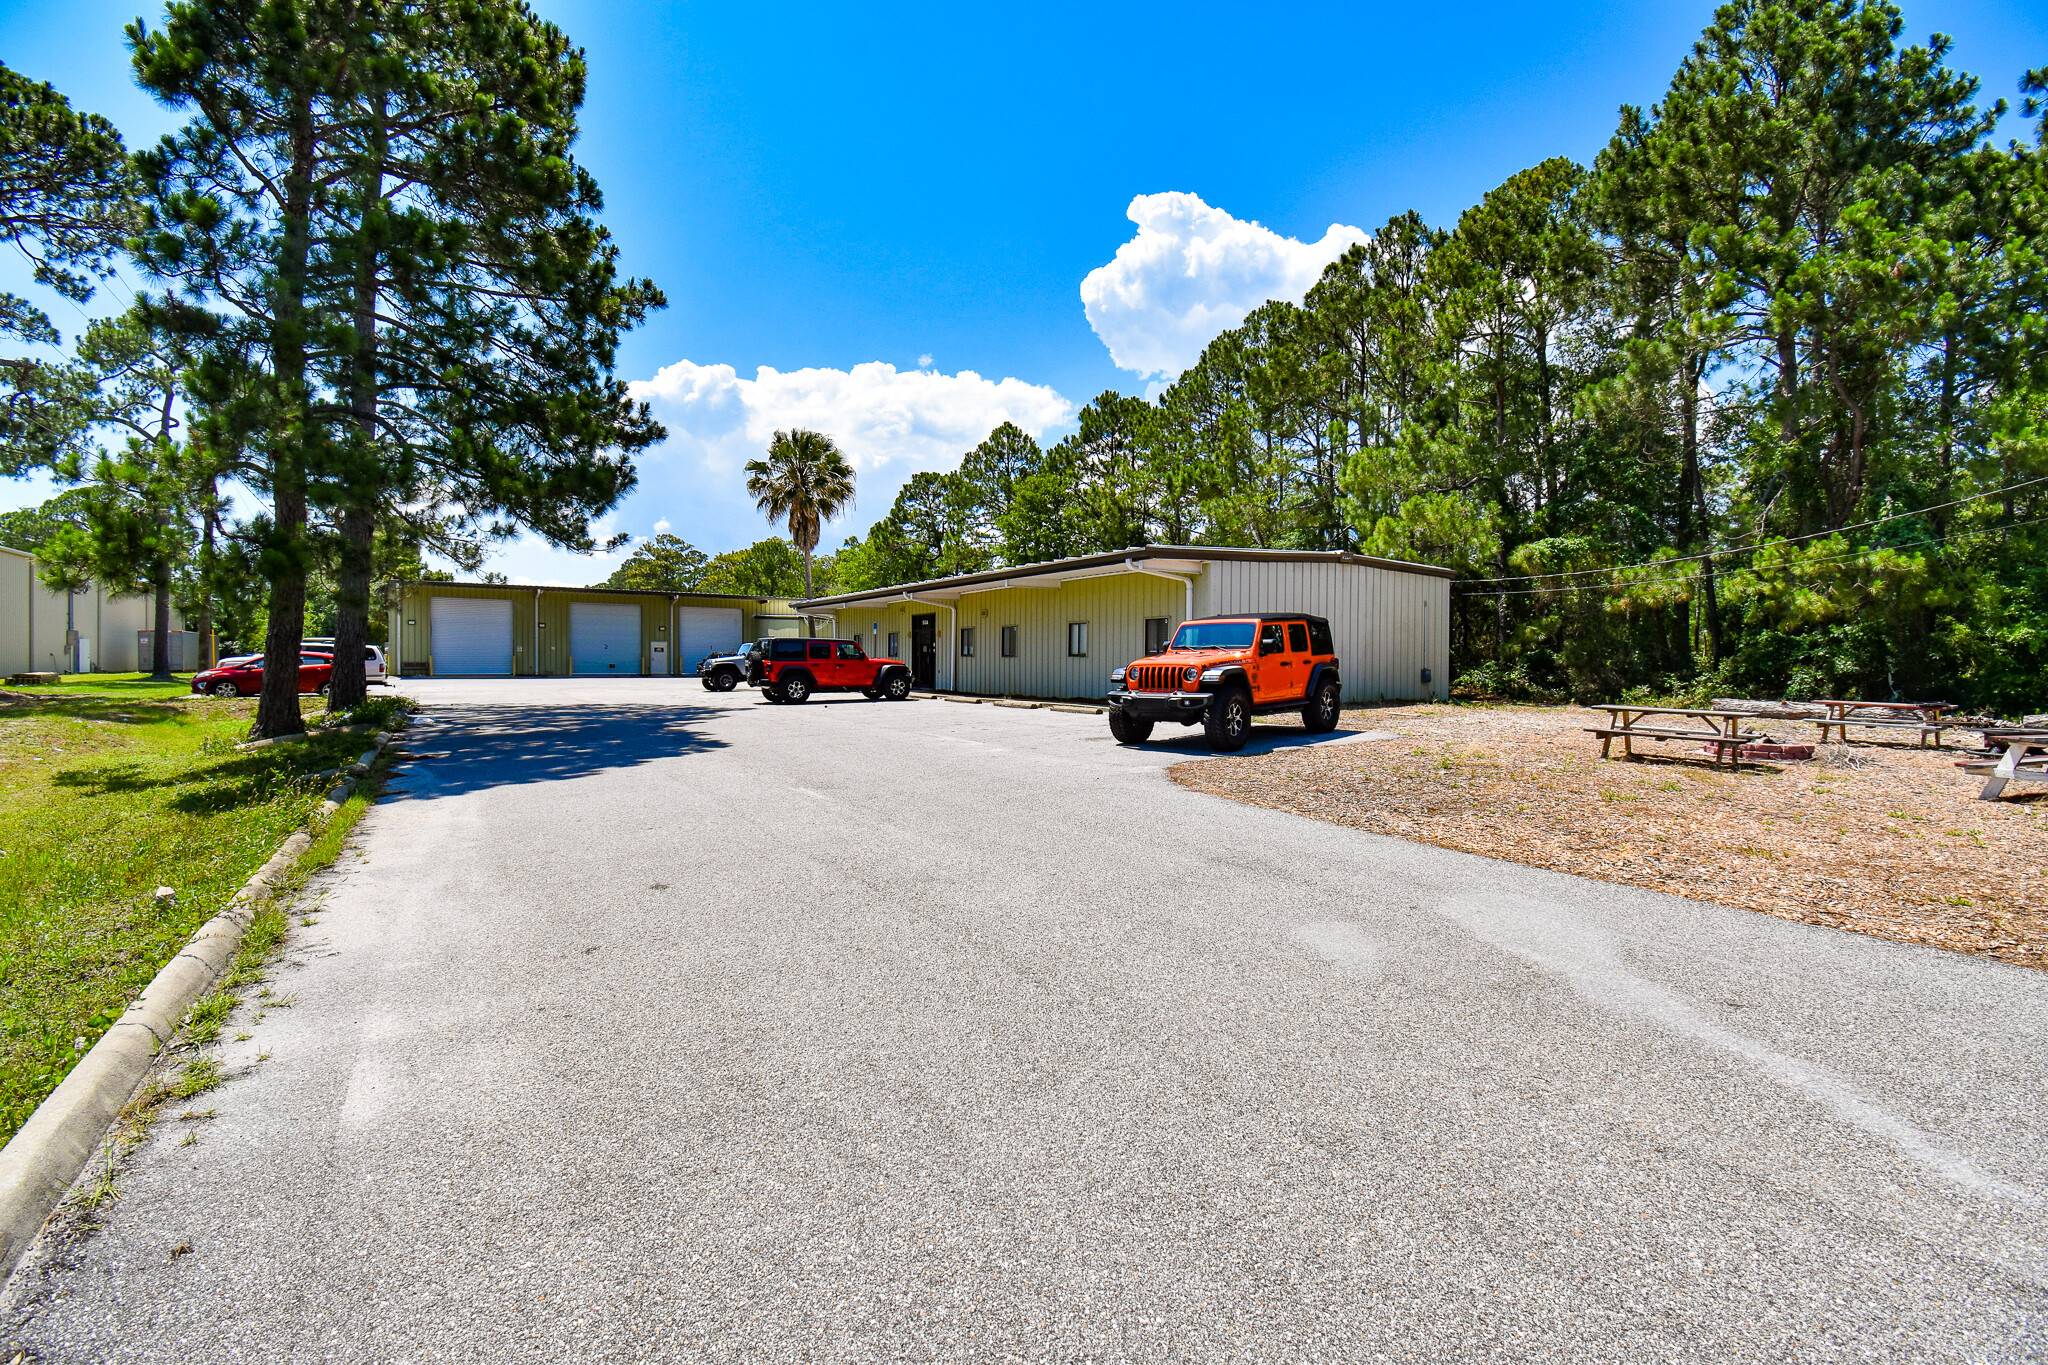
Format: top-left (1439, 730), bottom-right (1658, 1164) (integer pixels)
top-left (1107, 708), bottom-right (1153, 745)
top-left (716, 670), bottom-right (740, 692)
top-left (761, 684), bottom-right (784, 703)
top-left (1204, 687), bottom-right (1251, 752)
top-left (1302, 678), bottom-right (1342, 733)
top-left (861, 687), bottom-right (880, 700)
top-left (881, 670), bottom-right (911, 700)
top-left (780, 673), bottom-right (812, 704)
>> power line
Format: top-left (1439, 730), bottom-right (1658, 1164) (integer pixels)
top-left (1455, 514), bottom-right (2048, 599)
top-left (1457, 474), bottom-right (2048, 585)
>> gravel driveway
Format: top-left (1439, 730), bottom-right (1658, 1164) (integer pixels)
top-left (6, 679), bottom-right (2044, 1362)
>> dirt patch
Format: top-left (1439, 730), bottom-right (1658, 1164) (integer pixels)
top-left (1170, 704), bottom-right (2048, 970)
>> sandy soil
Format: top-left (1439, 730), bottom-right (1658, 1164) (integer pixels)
top-left (1170, 703), bottom-right (2048, 970)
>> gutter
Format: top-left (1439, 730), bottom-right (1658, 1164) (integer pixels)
top-left (897, 592), bottom-right (957, 690)
top-left (1124, 558), bottom-right (1194, 623)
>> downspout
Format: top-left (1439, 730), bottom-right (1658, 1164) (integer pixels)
top-left (1125, 558), bottom-right (1194, 624)
top-left (669, 593), bottom-right (678, 675)
top-left (897, 592), bottom-right (957, 691)
top-left (533, 588), bottom-right (542, 676)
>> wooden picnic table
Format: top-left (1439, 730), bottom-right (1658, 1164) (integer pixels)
top-left (1586, 706), bottom-right (1763, 770)
top-left (1955, 733), bottom-right (2048, 800)
top-left (1812, 699), bottom-right (1954, 748)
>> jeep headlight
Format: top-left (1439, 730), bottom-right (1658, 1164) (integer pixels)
top-left (1182, 666), bottom-right (1200, 684)
top-left (1110, 666), bottom-right (1126, 684)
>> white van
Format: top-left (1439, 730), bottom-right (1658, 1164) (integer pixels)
top-left (304, 639), bottom-right (388, 684)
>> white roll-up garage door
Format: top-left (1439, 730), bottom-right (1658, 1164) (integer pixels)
top-left (571, 601), bottom-right (641, 674)
top-left (430, 596), bottom-right (513, 675)
top-left (676, 606), bottom-right (743, 672)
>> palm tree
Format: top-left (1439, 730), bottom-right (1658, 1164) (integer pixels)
top-left (745, 429), bottom-right (855, 597)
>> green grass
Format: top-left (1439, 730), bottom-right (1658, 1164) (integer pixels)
top-left (0, 688), bottom-right (383, 1146)
top-left (4, 672), bottom-right (206, 702)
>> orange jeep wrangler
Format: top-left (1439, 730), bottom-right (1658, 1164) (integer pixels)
top-left (1105, 615), bottom-right (1341, 751)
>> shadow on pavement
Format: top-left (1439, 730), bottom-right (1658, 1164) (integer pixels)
top-left (1134, 725), bottom-right (1390, 758)
top-left (383, 703), bottom-right (728, 800)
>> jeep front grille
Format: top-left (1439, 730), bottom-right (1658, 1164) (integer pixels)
top-left (1127, 663), bottom-right (1186, 692)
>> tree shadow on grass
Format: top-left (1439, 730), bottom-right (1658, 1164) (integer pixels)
top-left (49, 734), bottom-right (366, 814)
top-left (381, 703), bottom-right (730, 800)
top-left (0, 697), bottom-right (189, 727)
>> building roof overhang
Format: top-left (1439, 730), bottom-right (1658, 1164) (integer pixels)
top-left (792, 545), bottom-right (1452, 610)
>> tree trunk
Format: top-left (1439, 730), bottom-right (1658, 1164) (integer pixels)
top-left (1678, 356), bottom-right (1719, 667)
top-left (329, 89), bottom-right (386, 714)
top-left (254, 107), bottom-right (318, 739)
top-left (150, 555), bottom-right (174, 680)
top-left (197, 480), bottom-right (216, 669)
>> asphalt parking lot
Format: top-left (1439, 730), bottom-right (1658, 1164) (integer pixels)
top-left (7, 678), bottom-right (2044, 1361)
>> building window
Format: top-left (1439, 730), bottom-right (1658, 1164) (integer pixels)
top-left (1000, 625), bottom-right (1017, 658)
top-left (887, 632), bottom-right (900, 658)
top-left (1067, 621), bottom-right (1088, 657)
top-left (959, 627), bottom-right (975, 657)
top-left (1144, 617), bottom-right (1170, 655)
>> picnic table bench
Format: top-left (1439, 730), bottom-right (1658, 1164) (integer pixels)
top-left (1812, 699), bottom-right (1953, 748)
top-left (1587, 706), bottom-right (1764, 770)
top-left (1956, 730), bottom-right (2048, 801)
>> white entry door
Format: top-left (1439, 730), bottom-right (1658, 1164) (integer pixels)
top-left (430, 596), bottom-right (513, 675)
top-left (676, 606), bottom-right (742, 672)
top-left (571, 601), bottom-right (641, 674)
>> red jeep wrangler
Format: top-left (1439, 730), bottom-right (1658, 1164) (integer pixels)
top-left (1104, 615), bottom-right (1342, 751)
top-left (758, 638), bottom-right (914, 704)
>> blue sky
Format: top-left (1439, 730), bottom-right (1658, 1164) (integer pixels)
top-left (5, 0), bottom-right (2045, 583)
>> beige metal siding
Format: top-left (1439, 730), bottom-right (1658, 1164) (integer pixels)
top-left (394, 584), bottom-right (795, 676)
top-left (1201, 560), bottom-right (1446, 703)
top-left (0, 549), bottom-right (29, 676)
top-left (953, 574), bottom-right (1186, 700)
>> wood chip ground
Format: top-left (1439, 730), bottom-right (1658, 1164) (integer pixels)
top-left (1169, 704), bottom-right (2048, 970)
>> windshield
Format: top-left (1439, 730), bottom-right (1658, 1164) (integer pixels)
top-left (1169, 621), bottom-right (1255, 651)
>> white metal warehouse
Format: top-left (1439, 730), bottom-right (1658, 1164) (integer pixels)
top-left (795, 546), bottom-right (1452, 704)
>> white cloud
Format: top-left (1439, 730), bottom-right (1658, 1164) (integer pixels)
top-left (652, 517), bottom-right (671, 533)
top-left (630, 359), bottom-right (1073, 483)
top-left (917, 353), bottom-right (933, 369)
top-left (1081, 192), bottom-right (1367, 380)
top-left (462, 360), bottom-right (1074, 585)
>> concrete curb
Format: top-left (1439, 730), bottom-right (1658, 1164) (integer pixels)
top-left (0, 726), bottom-right (399, 1278)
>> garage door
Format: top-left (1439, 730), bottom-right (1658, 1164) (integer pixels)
top-left (430, 596), bottom-right (512, 675)
top-left (677, 606), bottom-right (742, 672)
top-left (571, 601), bottom-right (641, 674)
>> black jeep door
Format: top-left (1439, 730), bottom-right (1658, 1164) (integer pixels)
top-left (911, 613), bottom-right (936, 688)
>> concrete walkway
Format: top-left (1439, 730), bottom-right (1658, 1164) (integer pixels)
top-left (6, 679), bottom-right (2044, 1361)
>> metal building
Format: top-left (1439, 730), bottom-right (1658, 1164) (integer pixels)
top-left (386, 581), bottom-right (815, 677)
top-left (0, 543), bottom-right (164, 676)
top-left (794, 546), bottom-right (1452, 704)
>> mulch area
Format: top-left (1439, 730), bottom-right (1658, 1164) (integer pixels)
top-left (1169, 704), bottom-right (2048, 970)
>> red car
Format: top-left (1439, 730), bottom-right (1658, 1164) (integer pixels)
top-left (757, 638), bottom-right (912, 704)
top-left (190, 652), bottom-right (335, 698)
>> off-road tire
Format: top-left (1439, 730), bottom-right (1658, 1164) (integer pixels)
top-left (210, 680), bottom-right (239, 697)
top-left (1204, 687), bottom-right (1251, 752)
top-left (1107, 708), bottom-right (1154, 745)
top-left (715, 670), bottom-right (740, 692)
top-left (761, 684), bottom-right (784, 703)
top-left (1302, 678), bottom-right (1342, 733)
top-left (861, 688), bottom-right (880, 700)
top-left (881, 670), bottom-right (911, 700)
top-left (779, 673), bottom-right (812, 704)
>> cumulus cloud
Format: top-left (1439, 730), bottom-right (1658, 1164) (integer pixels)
top-left (1081, 192), bottom-right (1367, 380)
top-left (630, 360), bottom-right (1073, 480)
top-left (466, 360), bottom-right (1074, 583)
